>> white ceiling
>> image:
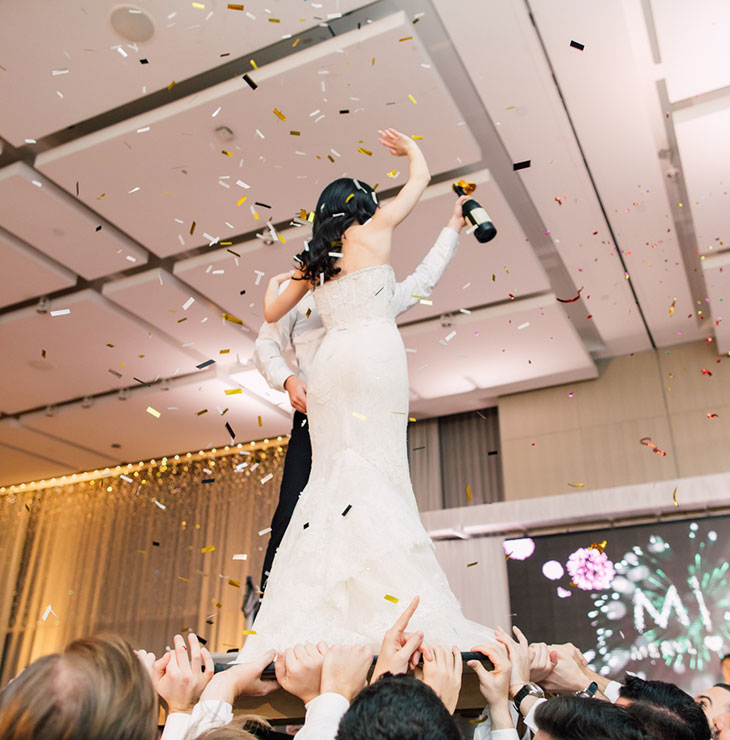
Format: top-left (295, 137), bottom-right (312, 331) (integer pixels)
top-left (0, 0), bottom-right (725, 486)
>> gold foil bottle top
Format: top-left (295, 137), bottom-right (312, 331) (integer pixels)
top-left (452, 179), bottom-right (477, 195)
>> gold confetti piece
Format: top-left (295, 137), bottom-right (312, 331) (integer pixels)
top-left (399, 36), bottom-right (413, 42)
top-left (146, 406), bottom-right (161, 418)
top-left (467, 561), bottom-right (478, 568)
top-left (568, 482), bottom-right (585, 488)
top-left (226, 248), bottom-right (240, 257)
top-left (409, 417), bottom-right (416, 422)
top-left (384, 594), bottom-right (399, 604)
top-left (419, 299), bottom-right (433, 305)
top-left (408, 93), bottom-right (417, 104)
top-left (273, 108), bottom-right (286, 121)
top-left (189, 221), bottom-right (196, 235)
top-left (222, 312), bottom-right (243, 324)
top-left (178, 576), bottom-right (191, 582)
top-left (345, 193), bottom-right (355, 203)
top-left (221, 149), bottom-right (233, 156)
top-left (386, 169), bottom-right (399, 178)
top-left (168, 80), bottom-right (176, 90)
top-left (278, 233), bottom-right (286, 243)
top-left (106, 343), bottom-right (115, 347)
top-left (236, 194), bottom-right (247, 206)
top-left (466, 485), bottom-right (472, 502)
top-left (292, 38), bottom-right (300, 47)
top-left (268, 17), bottom-right (280, 22)
top-left (177, 317), bottom-right (187, 323)
top-left (258, 415), bottom-right (263, 427)
top-left (225, 388), bottom-right (242, 395)
top-left (250, 59), bottom-right (258, 69)
top-left (227, 3), bottom-right (244, 9)
top-left (589, 540), bottom-right (607, 553)
top-left (290, 130), bottom-right (301, 136)
top-left (411, 135), bottom-right (422, 140)
top-left (242, 629), bottom-right (257, 635)
top-left (358, 147), bottom-right (373, 156)
top-left (196, 409), bottom-right (208, 416)
top-left (98, 192), bottom-right (106, 199)
top-left (228, 578), bottom-right (241, 587)
top-left (306, 307), bottom-right (312, 318)
top-left (220, 349), bottom-right (230, 354)
top-left (192, 1), bottom-right (205, 8)
top-left (352, 411), bottom-right (367, 421)
top-left (201, 545), bottom-right (215, 553)
top-left (220, 241), bottom-right (232, 246)
top-left (672, 486), bottom-right (678, 506)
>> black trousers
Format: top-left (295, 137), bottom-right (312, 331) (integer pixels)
top-left (260, 411), bottom-right (312, 592)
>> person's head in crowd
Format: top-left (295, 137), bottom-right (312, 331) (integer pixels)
top-left (617, 674), bottom-right (711, 740)
top-left (714, 711), bottom-right (730, 740)
top-left (696, 684), bottom-right (730, 729)
top-left (533, 695), bottom-right (645, 740)
top-left (0, 633), bottom-right (157, 740)
top-left (723, 655), bottom-right (730, 685)
top-left (335, 673), bottom-right (460, 740)
top-left (194, 718), bottom-right (269, 740)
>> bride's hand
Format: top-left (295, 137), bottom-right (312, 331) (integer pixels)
top-left (378, 128), bottom-right (414, 157)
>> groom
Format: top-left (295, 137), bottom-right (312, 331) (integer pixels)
top-left (254, 196), bottom-right (467, 594)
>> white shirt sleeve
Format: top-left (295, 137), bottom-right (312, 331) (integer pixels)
top-left (603, 681), bottom-right (623, 703)
top-left (294, 692), bottom-right (350, 740)
top-left (491, 731), bottom-right (521, 740)
top-left (160, 700), bottom-right (234, 740)
top-left (391, 227), bottom-right (459, 316)
top-left (254, 311), bottom-right (298, 392)
top-left (523, 697), bottom-right (548, 734)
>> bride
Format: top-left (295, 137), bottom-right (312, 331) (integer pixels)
top-left (237, 129), bottom-right (494, 660)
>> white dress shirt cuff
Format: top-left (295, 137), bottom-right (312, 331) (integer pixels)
top-left (491, 730), bottom-right (521, 740)
top-left (604, 680), bottom-right (623, 703)
top-left (523, 697), bottom-right (547, 734)
top-left (160, 700), bottom-right (234, 740)
top-left (295, 692), bottom-right (350, 740)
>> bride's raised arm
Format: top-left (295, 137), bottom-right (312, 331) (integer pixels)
top-left (264, 268), bottom-right (309, 323)
top-left (370, 128), bottom-right (430, 231)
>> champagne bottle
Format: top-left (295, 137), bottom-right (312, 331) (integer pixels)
top-left (452, 181), bottom-right (497, 243)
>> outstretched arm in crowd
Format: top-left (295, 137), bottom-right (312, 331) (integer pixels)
top-left (469, 642), bottom-right (517, 738)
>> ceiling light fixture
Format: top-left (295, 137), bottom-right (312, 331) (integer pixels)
top-left (109, 5), bottom-right (155, 43)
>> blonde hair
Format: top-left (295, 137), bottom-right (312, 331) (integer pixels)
top-left (0, 633), bottom-right (157, 740)
top-left (193, 715), bottom-right (270, 740)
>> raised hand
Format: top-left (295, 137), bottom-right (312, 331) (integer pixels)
top-left (321, 644), bottom-right (373, 702)
top-left (447, 195), bottom-right (469, 232)
top-left (468, 642), bottom-right (512, 708)
top-left (152, 633), bottom-right (215, 714)
top-left (539, 643), bottom-right (592, 693)
top-left (134, 648), bottom-right (156, 679)
top-left (494, 625), bottom-right (531, 699)
top-left (274, 642), bottom-right (328, 704)
top-left (372, 596), bottom-right (423, 682)
top-left (417, 645), bottom-right (462, 714)
top-left (201, 649), bottom-right (278, 705)
top-left (528, 641), bottom-right (558, 683)
top-left (377, 128), bottom-right (414, 157)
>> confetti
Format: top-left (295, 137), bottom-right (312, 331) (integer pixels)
top-left (228, 578), bottom-right (240, 587)
top-left (196, 409), bottom-right (208, 416)
top-left (557, 287), bottom-right (583, 303)
top-left (303, 523), bottom-right (310, 530)
top-left (290, 130), bottom-right (300, 136)
top-left (570, 40), bottom-right (585, 50)
top-left (233, 553), bottom-right (247, 561)
top-left (168, 81), bottom-right (176, 90)
top-left (242, 73), bottom-right (257, 90)
top-left (707, 412), bottom-right (719, 419)
top-left (146, 406), bottom-right (161, 418)
top-left (182, 297), bottom-right (195, 310)
top-left (223, 313), bottom-right (243, 325)
top-left (701, 368), bottom-right (712, 376)
top-left (261, 473), bottom-right (273, 484)
top-left (342, 504), bottom-right (352, 517)
top-left (242, 630), bottom-right (257, 635)
top-left (196, 359), bottom-right (215, 369)
top-left (669, 298), bottom-right (677, 316)
top-left (50, 309), bottom-right (70, 317)
top-left (466, 485), bottom-right (472, 502)
top-left (153, 499), bottom-right (167, 510)
top-left (517, 322), bottom-right (530, 330)
top-left (408, 93), bottom-right (417, 104)
top-left (120, 474), bottom-right (133, 483)
top-left (352, 411), bottom-right (367, 421)
top-left (672, 487), bottom-right (678, 506)
top-left (384, 594), bottom-right (399, 604)
top-left (42, 605), bottom-right (56, 621)
top-left (201, 546), bottom-right (215, 554)
top-left (513, 160), bottom-right (531, 171)
top-left (225, 388), bottom-right (242, 395)
top-left (258, 415), bottom-right (263, 427)
top-left (227, 3), bottom-right (244, 8)
top-left (108, 369), bottom-right (122, 378)
top-left (358, 147), bottom-right (372, 156)
top-left (202, 478), bottom-right (215, 484)
top-left (189, 221), bottom-right (197, 236)
top-left (386, 169), bottom-right (400, 178)
top-left (258, 527), bottom-right (272, 536)
top-left (467, 561), bottom-right (478, 568)
top-left (178, 576), bottom-right (190, 582)
top-left (399, 36), bottom-right (413, 42)
top-left (192, 1), bottom-right (205, 8)
top-left (589, 540), bottom-right (607, 553)
top-left (221, 149), bottom-right (233, 157)
top-left (273, 108), bottom-right (286, 121)
top-left (225, 421), bottom-right (235, 439)
top-left (568, 482), bottom-right (585, 488)
top-left (639, 437), bottom-right (666, 456)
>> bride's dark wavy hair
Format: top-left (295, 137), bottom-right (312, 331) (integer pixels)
top-left (295, 177), bottom-right (379, 285)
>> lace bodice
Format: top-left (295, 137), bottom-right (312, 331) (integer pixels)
top-left (313, 265), bottom-right (395, 331)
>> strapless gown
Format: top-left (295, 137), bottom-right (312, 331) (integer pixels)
top-left (237, 265), bottom-right (494, 660)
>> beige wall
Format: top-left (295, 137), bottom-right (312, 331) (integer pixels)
top-left (498, 339), bottom-right (730, 499)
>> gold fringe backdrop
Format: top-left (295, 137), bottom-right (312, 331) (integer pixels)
top-left (0, 441), bottom-right (286, 685)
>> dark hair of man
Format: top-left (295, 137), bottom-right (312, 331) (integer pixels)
top-left (295, 177), bottom-right (378, 285)
top-left (618, 674), bottom-right (711, 740)
top-left (722, 654), bottom-right (730, 661)
top-left (335, 673), bottom-right (460, 740)
top-left (534, 695), bottom-right (644, 740)
top-left (717, 683), bottom-right (730, 692)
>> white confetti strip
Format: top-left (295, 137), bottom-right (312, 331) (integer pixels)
top-left (232, 553), bottom-right (248, 560)
top-left (182, 297), bottom-right (195, 310)
top-left (120, 474), bottom-right (133, 483)
top-left (261, 473), bottom-right (273, 484)
top-left (153, 499), bottom-right (166, 510)
top-left (258, 527), bottom-right (272, 536)
top-left (42, 604), bottom-right (56, 621)
top-left (444, 330), bottom-right (456, 342)
top-left (518, 322), bottom-right (530, 330)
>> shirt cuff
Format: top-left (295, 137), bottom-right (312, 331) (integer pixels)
top-left (523, 697), bottom-right (547, 734)
top-left (295, 693), bottom-right (350, 740)
top-left (160, 712), bottom-right (194, 740)
top-left (604, 681), bottom-right (623, 703)
top-left (491, 730), bottom-right (520, 740)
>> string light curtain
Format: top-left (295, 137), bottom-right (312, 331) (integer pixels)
top-left (0, 445), bottom-right (285, 686)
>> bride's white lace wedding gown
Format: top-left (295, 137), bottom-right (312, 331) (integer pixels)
top-left (237, 265), bottom-right (494, 660)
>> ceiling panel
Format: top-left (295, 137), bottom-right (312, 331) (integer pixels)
top-left (0, 289), bottom-right (198, 415)
top-left (36, 12), bottom-right (482, 256)
top-left (0, 0), bottom-right (373, 147)
top-left (0, 228), bottom-right (77, 308)
top-left (20, 375), bottom-right (291, 466)
top-left (701, 251), bottom-right (730, 355)
top-left (402, 294), bottom-right (597, 406)
top-left (650, 0), bottom-right (730, 103)
top-left (102, 267), bottom-right (256, 360)
top-left (526, 0), bottom-right (707, 349)
top-left (0, 163), bottom-right (147, 279)
top-left (0, 444), bottom-right (73, 488)
top-left (432, 0), bottom-right (650, 358)
top-left (674, 98), bottom-right (730, 259)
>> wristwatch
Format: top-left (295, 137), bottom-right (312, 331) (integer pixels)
top-left (513, 682), bottom-right (545, 711)
top-left (576, 681), bottom-right (599, 699)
